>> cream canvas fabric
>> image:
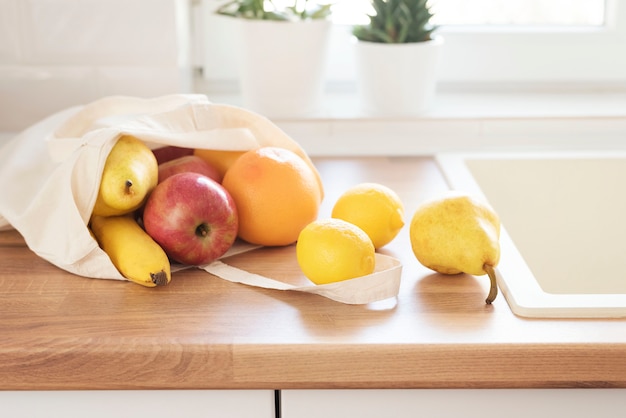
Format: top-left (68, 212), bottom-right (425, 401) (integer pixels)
top-left (0, 95), bottom-right (401, 304)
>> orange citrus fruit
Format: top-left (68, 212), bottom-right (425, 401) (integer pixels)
top-left (222, 146), bottom-right (322, 246)
top-left (193, 148), bottom-right (248, 181)
top-left (194, 146), bottom-right (324, 199)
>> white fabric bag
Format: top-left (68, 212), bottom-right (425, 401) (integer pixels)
top-left (0, 95), bottom-right (401, 304)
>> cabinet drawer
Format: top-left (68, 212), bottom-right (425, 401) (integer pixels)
top-left (282, 389), bottom-right (626, 418)
top-left (1, 390), bottom-right (275, 418)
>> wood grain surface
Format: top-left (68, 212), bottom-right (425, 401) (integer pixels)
top-left (1, 156), bottom-right (625, 390)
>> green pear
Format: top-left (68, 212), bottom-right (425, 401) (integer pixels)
top-left (92, 135), bottom-right (158, 217)
top-left (410, 191), bottom-right (501, 304)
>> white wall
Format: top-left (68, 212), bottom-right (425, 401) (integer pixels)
top-left (0, 0), bottom-right (191, 133)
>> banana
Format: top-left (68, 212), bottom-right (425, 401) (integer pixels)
top-left (90, 215), bottom-right (171, 287)
top-left (92, 135), bottom-right (159, 217)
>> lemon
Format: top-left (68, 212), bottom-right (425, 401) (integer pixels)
top-left (331, 182), bottom-right (405, 249)
top-left (296, 218), bottom-right (375, 285)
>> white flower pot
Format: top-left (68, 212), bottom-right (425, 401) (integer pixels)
top-left (354, 36), bottom-right (444, 116)
top-left (236, 19), bottom-right (331, 118)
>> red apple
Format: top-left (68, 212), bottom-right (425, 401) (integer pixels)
top-left (158, 155), bottom-right (222, 184)
top-left (143, 172), bottom-right (238, 265)
top-left (152, 146), bottom-right (194, 164)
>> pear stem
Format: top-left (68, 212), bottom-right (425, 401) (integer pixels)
top-left (483, 264), bottom-right (498, 304)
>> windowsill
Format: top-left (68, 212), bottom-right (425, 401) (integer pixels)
top-left (2, 87), bottom-right (625, 156)
top-left (199, 85), bottom-right (626, 156)
top-left (203, 86), bottom-right (626, 120)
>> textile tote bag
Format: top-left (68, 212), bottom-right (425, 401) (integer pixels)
top-left (0, 95), bottom-right (401, 304)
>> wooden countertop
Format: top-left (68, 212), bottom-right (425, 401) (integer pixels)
top-left (1, 156), bottom-right (625, 390)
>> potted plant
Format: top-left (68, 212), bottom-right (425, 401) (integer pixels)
top-left (352, 0), bottom-right (443, 115)
top-left (214, 0), bottom-right (333, 118)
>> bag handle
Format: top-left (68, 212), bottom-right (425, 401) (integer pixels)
top-left (202, 253), bottom-right (402, 305)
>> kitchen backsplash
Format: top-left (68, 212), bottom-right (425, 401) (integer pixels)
top-left (0, 0), bottom-right (191, 133)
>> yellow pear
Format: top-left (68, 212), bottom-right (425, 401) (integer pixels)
top-left (409, 191), bottom-right (501, 304)
top-left (92, 135), bottom-right (158, 217)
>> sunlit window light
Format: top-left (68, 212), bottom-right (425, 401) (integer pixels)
top-left (330, 0), bottom-right (605, 27)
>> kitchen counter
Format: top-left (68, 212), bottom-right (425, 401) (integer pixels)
top-left (1, 156), bottom-right (625, 390)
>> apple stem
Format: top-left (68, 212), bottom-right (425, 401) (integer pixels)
top-left (483, 264), bottom-right (498, 304)
top-left (195, 223), bottom-right (210, 238)
top-left (125, 179), bottom-right (133, 192)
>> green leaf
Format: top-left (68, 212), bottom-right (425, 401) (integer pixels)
top-left (215, 0), bottom-right (332, 20)
top-left (352, 0), bottom-right (436, 43)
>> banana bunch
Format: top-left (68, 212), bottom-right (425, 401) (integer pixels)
top-left (89, 135), bottom-right (171, 287)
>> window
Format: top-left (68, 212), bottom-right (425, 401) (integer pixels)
top-left (333, 0), bottom-right (606, 26)
top-left (199, 0), bottom-right (626, 91)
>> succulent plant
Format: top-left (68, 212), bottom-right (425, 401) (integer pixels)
top-left (216, 0), bottom-right (332, 21)
top-left (353, 0), bottom-right (436, 43)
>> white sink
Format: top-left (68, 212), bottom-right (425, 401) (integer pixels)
top-left (436, 151), bottom-right (626, 318)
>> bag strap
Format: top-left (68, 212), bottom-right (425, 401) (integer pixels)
top-left (201, 253), bottom-right (402, 305)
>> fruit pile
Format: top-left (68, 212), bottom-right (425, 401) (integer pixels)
top-left (296, 184), bottom-right (501, 304)
top-left (296, 183), bottom-right (405, 286)
top-left (89, 135), bottom-right (322, 288)
top-left (90, 135), bottom-right (502, 304)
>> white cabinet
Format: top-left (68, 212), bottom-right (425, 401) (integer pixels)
top-left (0, 390), bottom-right (275, 418)
top-left (281, 389), bottom-right (626, 418)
